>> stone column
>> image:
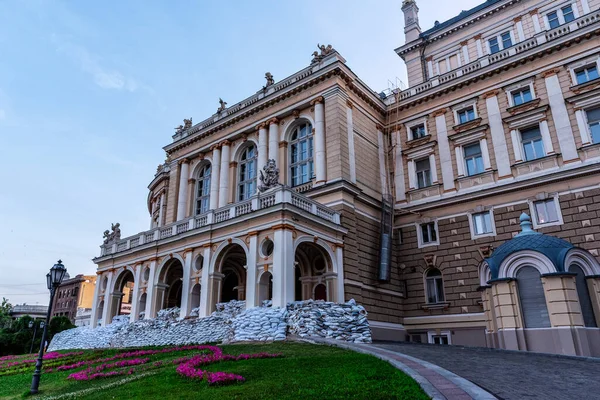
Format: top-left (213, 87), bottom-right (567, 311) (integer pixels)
top-left (426, 57), bottom-right (434, 78)
top-left (539, 119), bottom-right (555, 155)
top-left (393, 129), bottom-right (406, 202)
top-left (272, 227), bottom-right (295, 308)
top-left (179, 250), bottom-right (193, 319)
top-left (455, 147), bottom-right (465, 177)
top-left (586, 277), bottom-right (600, 327)
top-left (257, 123), bottom-right (268, 171)
top-left (481, 138), bottom-right (492, 170)
top-left (199, 245), bottom-right (211, 317)
top-left (575, 109), bottom-right (592, 146)
top-left (158, 192), bottom-right (165, 227)
top-left (210, 146), bottom-right (221, 210)
top-left (176, 159), bottom-right (190, 221)
top-left (530, 9), bottom-right (542, 34)
top-left (484, 91), bottom-right (512, 178)
top-left (245, 234), bottom-right (258, 309)
top-left (543, 70), bottom-right (578, 161)
top-left (491, 279), bottom-right (523, 351)
top-left (90, 273), bottom-right (102, 327)
top-left (208, 273), bottom-right (224, 312)
top-left (268, 118), bottom-right (279, 167)
top-left (144, 259), bottom-right (157, 319)
top-left (407, 159), bottom-right (416, 190)
top-left (130, 264), bottom-right (143, 322)
top-left (376, 125), bottom-right (388, 194)
top-left (335, 245), bottom-right (345, 303)
top-left (312, 96), bottom-right (327, 185)
top-left (474, 35), bottom-right (483, 58)
top-left (433, 109), bottom-right (455, 192)
top-left (346, 100), bottom-right (357, 184)
top-left (581, 0), bottom-right (590, 13)
top-left (460, 41), bottom-right (470, 64)
top-left (428, 153), bottom-right (438, 184)
top-left (515, 17), bottom-right (525, 42)
top-left (218, 141), bottom-right (231, 207)
top-left (510, 129), bottom-right (523, 162)
top-left (101, 270), bottom-right (115, 326)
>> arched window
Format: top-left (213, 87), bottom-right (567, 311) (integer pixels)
top-left (289, 122), bottom-right (314, 186)
top-left (195, 163), bottom-right (211, 214)
top-left (569, 264), bottom-right (597, 327)
top-left (516, 266), bottom-right (551, 328)
top-left (238, 145), bottom-right (257, 201)
top-left (425, 269), bottom-right (444, 304)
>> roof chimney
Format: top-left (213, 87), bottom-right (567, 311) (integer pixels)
top-left (402, 0), bottom-right (421, 43)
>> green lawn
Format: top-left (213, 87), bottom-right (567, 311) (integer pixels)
top-left (0, 342), bottom-right (429, 400)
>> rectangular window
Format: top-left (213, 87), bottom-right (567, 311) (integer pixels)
top-left (488, 37), bottom-right (500, 54)
top-left (521, 127), bottom-right (545, 161)
top-left (512, 87), bottom-right (533, 106)
top-left (586, 107), bottom-right (600, 144)
top-left (411, 124), bottom-right (427, 139)
top-left (464, 142), bottom-right (484, 176)
top-left (415, 158), bottom-right (432, 189)
top-left (547, 11), bottom-right (560, 29)
top-left (438, 59), bottom-right (447, 74)
top-left (473, 211), bottom-right (493, 235)
top-left (421, 222), bottom-right (437, 244)
top-left (501, 31), bottom-right (512, 49)
top-left (432, 335), bottom-right (449, 345)
top-left (534, 199), bottom-right (559, 224)
top-left (575, 65), bottom-right (599, 85)
top-left (448, 54), bottom-right (459, 70)
top-left (457, 106), bottom-right (476, 124)
top-left (562, 5), bottom-right (575, 23)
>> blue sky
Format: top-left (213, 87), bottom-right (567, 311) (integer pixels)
top-left (0, 0), bottom-right (481, 305)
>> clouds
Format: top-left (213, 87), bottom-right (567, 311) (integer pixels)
top-left (52, 35), bottom-right (139, 92)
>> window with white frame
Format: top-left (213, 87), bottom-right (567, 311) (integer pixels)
top-left (574, 64), bottom-right (599, 85)
top-left (411, 124), bottom-right (427, 140)
top-left (520, 126), bottom-right (545, 161)
top-left (488, 31), bottom-right (513, 54)
top-left (472, 211), bottom-right (494, 236)
top-left (456, 106), bottom-right (476, 124)
top-left (505, 79), bottom-right (537, 108)
top-left (464, 142), bottom-right (484, 176)
top-left (428, 331), bottom-right (451, 345)
top-left (533, 198), bottom-right (560, 225)
top-left (587, 107), bottom-right (600, 144)
top-left (237, 144), bottom-right (257, 201)
top-left (546, 4), bottom-right (576, 30)
top-left (420, 222), bottom-right (438, 245)
top-left (289, 122), bottom-right (314, 187)
top-left (512, 87), bottom-right (533, 106)
top-left (195, 163), bottom-right (211, 215)
top-left (425, 268), bottom-right (445, 303)
top-left (436, 53), bottom-right (461, 75)
top-left (415, 158), bottom-right (432, 188)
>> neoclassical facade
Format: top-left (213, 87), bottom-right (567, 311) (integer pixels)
top-left (92, 0), bottom-right (600, 355)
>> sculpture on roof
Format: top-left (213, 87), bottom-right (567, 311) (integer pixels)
top-left (103, 223), bottom-right (121, 245)
top-left (265, 72), bottom-right (275, 87)
top-left (218, 98), bottom-right (227, 113)
top-left (175, 118), bottom-right (193, 134)
top-left (258, 159), bottom-right (280, 192)
top-left (310, 44), bottom-right (334, 64)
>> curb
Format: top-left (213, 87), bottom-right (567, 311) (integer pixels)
top-left (301, 338), bottom-right (497, 400)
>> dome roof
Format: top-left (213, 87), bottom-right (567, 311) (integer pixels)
top-left (486, 213), bottom-right (574, 280)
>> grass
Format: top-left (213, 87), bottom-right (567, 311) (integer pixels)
top-left (0, 342), bottom-right (429, 400)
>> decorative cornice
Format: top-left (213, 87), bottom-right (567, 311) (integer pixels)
top-left (271, 223), bottom-right (297, 231)
top-left (310, 96), bottom-right (325, 106)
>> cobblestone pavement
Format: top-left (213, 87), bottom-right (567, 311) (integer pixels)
top-left (374, 342), bottom-right (600, 400)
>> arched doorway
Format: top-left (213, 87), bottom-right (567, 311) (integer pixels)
top-left (158, 258), bottom-right (184, 310)
top-left (258, 271), bottom-right (273, 304)
top-left (295, 242), bottom-right (333, 301)
top-left (110, 270), bottom-right (135, 321)
top-left (138, 293), bottom-right (147, 319)
top-left (210, 243), bottom-right (247, 310)
top-left (96, 300), bottom-right (104, 327)
top-left (190, 284), bottom-right (201, 310)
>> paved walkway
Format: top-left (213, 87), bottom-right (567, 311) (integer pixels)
top-left (373, 342), bottom-right (600, 400)
top-left (308, 338), bottom-right (496, 399)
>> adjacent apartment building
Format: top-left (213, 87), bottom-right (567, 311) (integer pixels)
top-left (91, 0), bottom-right (600, 356)
top-left (52, 274), bottom-right (96, 324)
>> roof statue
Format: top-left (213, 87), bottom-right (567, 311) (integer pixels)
top-left (258, 159), bottom-right (280, 192)
top-left (217, 98), bottom-right (227, 113)
top-left (310, 44), bottom-right (334, 64)
top-left (174, 118), bottom-right (192, 134)
top-left (265, 72), bottom-right (275, 87)
top-left (103, 223), bottom-right (122, 245)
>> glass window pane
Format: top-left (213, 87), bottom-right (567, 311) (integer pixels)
top-left (523, 142), bottom-right (535, 161)
top-left (576, 69), bottom-right (588, 84)
top-left (590, 122), bottom-right (600, 144)
top-left (427, 280), bottom-right (436, 303)
top-left (562, 6), bottom-right (574, 22)
top-left (501, 32), bottom-right (512, 48)
top-left (436, 278), bottom-right (445, 301)
top-left (548, 11), bottom-right (559, 28)
top-left (421, 224), bottom-right (430, 243)
top-left (589, 66), bottom-right (599, 81)
top-left (489, 38), bottom-right (499, 54)
top-left (464, 143), bottom-right (481, 157)
top-left (291, 144), bottom-right (298, 163)
top-left (533, 139), bottom-right (544, 159)
top-left (521, 127), bottom-right (541, 141)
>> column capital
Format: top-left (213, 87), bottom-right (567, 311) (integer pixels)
top-left (459, 40), bottom-right (469, 46)
top-left (268, 117), bottom-right (279, 125)
top-left (481, 89), bottom-right (500, 99)
top-left (187, 178), bottom-right (195, 184)
top-left (425, 56), bottom-right (433, 62)
top-left (279, 141), bottom-right (288, 148)
top-left (431, 108), bottom-right (447, 117)
top-left (375, 124), bottom-right (384, 132)
top-left (178, 158), bottom-right (190, 165)
top-left (182, 247), bottom-right (195, 256)
top-left (310, 96), bottom-right (325, 106)
top-left (529, 8), bottom-right (539, 15)
top-left (256, 122), bottom-right (267, 131)
top-left (210, 144), bottom-right (221, 151)
top-left (229, 161), bottom-right (238, 168)
top-left (513, 16), bottom-right (522, 23)
top-left (473, 34), bottom-right (482, 40)
top-left (292, 110), bottom-right (300, 119)
top-left (197, 152), bottom-right (205, 160)
top-left (220, 140), bottom-right (231, 147)
top-left (541, 67), bottom-right (561, 78)
top-left (346, 99), bottom-right (354, 108)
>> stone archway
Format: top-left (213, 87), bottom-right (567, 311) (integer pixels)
top-left (110, 269), bottom-right (135, 322)
top-left (157, 258), bottom-right (184, 311)
top-left (258, 271), bottom-right (273, 304)
top-left (138, 293), bottom-right (147, 319)
top-left (295, 241), bottom-right (334, 301)
top-left (96, 300), bottom-right (104, 327)
top-left (209, 243), bottom-right (247, 311)
top-left (190, 284), bottom-right (201, 311)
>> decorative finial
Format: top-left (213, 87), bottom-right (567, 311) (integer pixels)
top-left (517, 212), bottom-right (537, 236)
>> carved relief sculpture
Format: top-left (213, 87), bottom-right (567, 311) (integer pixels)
top-left (258, 159), bottom-right (280, 192)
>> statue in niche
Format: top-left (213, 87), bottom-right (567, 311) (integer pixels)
top-left (217, 98), bottom-right (227, 113)
top-left (258, 159), bottom-right (280, 192)
top-left (265, 72), bottom-right (275, 87)
top-left (103, 223), bottom-right (122, 245)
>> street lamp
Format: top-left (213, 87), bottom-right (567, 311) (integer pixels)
top-left (28, 320), bottom-right (45, 354)
top-left (30, 260), bottom-right (67, 395)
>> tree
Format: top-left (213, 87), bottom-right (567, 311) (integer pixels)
top-left (0, 297), bottom-right (12, 329)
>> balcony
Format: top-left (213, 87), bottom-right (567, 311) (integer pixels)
top-left (99, 186), bottom-right (341, 257)
top-left (395, 10), bottom-right (600, 103)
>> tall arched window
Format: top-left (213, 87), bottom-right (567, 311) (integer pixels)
top-left (195, 164), bottom-right (211, 215)
top-left (289, 122), bottom-right (314, 187)
top-left (569, 264), bottom-right (597, 327)
top-left (516, 266), bottom-right (551, 328)
top-left (238, 145), bottom-right (257, 201)
top-left (425, 269), bottom-right (444, 304)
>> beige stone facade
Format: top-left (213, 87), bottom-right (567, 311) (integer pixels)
top-left (52, 275), bottom-right (96, 323)
top-left (92, 0), bottom-right (600, 354)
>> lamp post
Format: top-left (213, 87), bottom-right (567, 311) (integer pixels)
top-left (28, 320), bottom-right (45, 354)
top-left (30, 260), bottom-right (67, 395)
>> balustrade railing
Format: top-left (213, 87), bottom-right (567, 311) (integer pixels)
top-left (99, 186), bottom-right (341, 257)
